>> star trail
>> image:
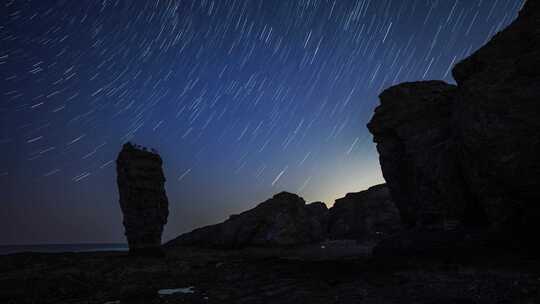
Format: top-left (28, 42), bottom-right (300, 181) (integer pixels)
top-left (0, 0), bottom-right (526, 244)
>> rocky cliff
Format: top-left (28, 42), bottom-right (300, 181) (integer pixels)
top-left (452, 0), bottom-right (540, 232)
top-left (368, 0), bottom-right (540, 235)
top-left (117, 142), bottom-right (169, 255)
top-left (167, 184), bottom-right (400, 248)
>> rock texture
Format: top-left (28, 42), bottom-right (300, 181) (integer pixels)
top-left (167, 192), bottom-right (328, 248)
top-left (367, 1), bottom-right (540, 234)
top-left (116, 142), bottom-right (169, 255)
top-left (327, 184), bottom-right (401, 241)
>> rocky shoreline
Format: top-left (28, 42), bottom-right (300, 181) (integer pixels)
top-left (1, 1), bottom-right (539, 303)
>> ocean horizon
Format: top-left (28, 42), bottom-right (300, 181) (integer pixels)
top-left (0, 243), bottom-right (129, 255)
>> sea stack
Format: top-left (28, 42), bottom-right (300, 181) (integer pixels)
top-left (116, 142), bottom-right (169, 256)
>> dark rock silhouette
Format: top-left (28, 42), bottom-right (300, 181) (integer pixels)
top-left (327, 184), bottom-right (401, 241)
top-left (304, 201), bottom-right (329, 241)
top-left (368, 0), bottom-right (539, 235)
top-left (451, 0), bottom-right (540, 232)
top-left (116, 142), bottom-right (169, 256)
top-left (367, 82), bottom-right (474, 229)
top-left (167, 184), bottom-right (400, 248)
top-left (167, 192), bottom-right (327, 248)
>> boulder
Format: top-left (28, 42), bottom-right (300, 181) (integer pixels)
top-left (327, 184), bottom-right (401, 241)
top-left (166, 192), bottom-right (328, 248)
top-left (116, 142), bottom-right (169, 256)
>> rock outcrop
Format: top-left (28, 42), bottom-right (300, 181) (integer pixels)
top-left (367, 82), bottom-right (467, 229)
top-left (327, 184), bottom-right (401, 241)
top-left (117, 142), bottom-right (169, 255)
top-left (451, 0), bottom-right (540, 232)
top-left (167, 192), bottom-right (328, 248)
top-left (367, 1), bottom-right (540, 235)
top-left (167, 184), bottom-right (401, 248)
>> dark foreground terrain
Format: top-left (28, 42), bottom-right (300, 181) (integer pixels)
top-left (1, 244), bottom-right (539, 304)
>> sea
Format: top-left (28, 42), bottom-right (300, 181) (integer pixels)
top-left (0, 243), bottom-right (128, 255)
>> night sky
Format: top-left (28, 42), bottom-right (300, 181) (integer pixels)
top-left (1, 0), bottom-right (525, 245)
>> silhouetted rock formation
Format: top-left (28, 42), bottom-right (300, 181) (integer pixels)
top-left (368, 1), bottom-right (540, 235)
top-left (327, 184), bottom-right (401, 241)
top-left (367, 82), bottom-right (471, 229)
top-left (451, 0), bottom-right (540, 232)
top-left (167, 192), bottom-right (327, 248)
top-left (168, 184), bottom-right (400, 248)
top-left (116, 142), bottom-right (169, 256)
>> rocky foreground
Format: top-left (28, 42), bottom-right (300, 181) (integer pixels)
top-left (1, 245), bottom-right (539, 304)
